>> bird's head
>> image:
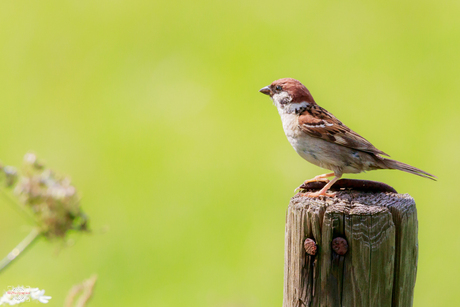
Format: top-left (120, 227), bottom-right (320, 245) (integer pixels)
top-left (259, 78), bottom-right (316, 112)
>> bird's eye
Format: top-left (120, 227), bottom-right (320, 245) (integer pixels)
top-left (276, 85), bottom-right (283, 91)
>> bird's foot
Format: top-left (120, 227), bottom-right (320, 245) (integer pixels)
top-left (296, 174), bottom-right (341, 197)
top-left (299, 190), bottom-right (336, 198)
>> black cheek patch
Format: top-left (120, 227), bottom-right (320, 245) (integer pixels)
top-left (280, 97), bottom-right (290, 105)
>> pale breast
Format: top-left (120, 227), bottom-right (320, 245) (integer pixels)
top-left (277, 106), bottom-right (373, 174)
top-left (278, 111), bottom-right (324, 167)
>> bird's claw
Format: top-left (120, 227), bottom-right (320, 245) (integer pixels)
top-left (294, 177), bottom-right (330, 193)
top-left (294, 185), bottom-right (304, 193)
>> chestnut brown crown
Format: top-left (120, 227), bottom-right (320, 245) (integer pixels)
top-left (259, 78), bottom-right (316, 104)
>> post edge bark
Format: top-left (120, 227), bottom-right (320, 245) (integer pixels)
top-left (283, 191), bottom-right (417, 307)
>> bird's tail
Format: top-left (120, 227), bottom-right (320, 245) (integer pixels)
top-left (381, 158), bottom-right (437, 181)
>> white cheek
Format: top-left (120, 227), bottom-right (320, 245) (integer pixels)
top-left (272, 92), bottom-right (290, 108)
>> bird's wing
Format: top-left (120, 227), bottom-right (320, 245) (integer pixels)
top-left (298, 105), bottom-right (389, 156)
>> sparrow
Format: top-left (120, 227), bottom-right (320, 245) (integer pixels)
top-left (259, 78), bottom-right (436, 197)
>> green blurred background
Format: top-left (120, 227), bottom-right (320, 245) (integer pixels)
top-left (0, 0), bottom-right (458, 306)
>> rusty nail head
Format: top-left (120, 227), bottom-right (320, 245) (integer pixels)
top-left (304, 238), bottom-right (317, 256)
top-left (332, 237), bottom-right (348, 255)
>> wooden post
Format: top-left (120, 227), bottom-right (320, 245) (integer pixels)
top-left (283, 187), bottom-right (418, 307)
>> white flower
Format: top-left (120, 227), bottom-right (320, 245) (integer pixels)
top-left (24, 153), bottom-right (37, 165)
top-left (30, 289), bottom-right (51, 304)
top-left (0, 287), bottom-right (51, 305)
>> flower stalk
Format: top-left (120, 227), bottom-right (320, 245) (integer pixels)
top-left (0, 227), bottom-right (40, 272)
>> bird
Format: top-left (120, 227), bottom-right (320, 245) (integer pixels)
top-left (259, 78), bottom-right (436, 197)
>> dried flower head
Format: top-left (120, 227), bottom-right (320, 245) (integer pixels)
top-left (2, 165), bottom-right (18, 187)
top-left (1, 153), bottom-right (88, 239)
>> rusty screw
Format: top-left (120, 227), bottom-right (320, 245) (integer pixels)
top-left (304, 238), bottom-right (317, 256)
top-left (332, 237), bottom-right (348, 255)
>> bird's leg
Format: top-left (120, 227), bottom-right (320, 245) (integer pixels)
top-left (300, 175), bottom-right (342, 198)
top-left (294, 173), bottom-right (335, 192)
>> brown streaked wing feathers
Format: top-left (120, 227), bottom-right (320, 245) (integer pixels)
top-left (298, 106), bottom-right (390, 157)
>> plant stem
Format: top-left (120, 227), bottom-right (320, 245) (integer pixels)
top-left (0, 227), bottom-right (41, 273)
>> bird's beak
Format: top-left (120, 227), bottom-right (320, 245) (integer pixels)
top-left (259, 86), bottom-right (271, 96)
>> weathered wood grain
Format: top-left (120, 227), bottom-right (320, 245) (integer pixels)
top-left (283, 191), bottom-right (417, 307)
